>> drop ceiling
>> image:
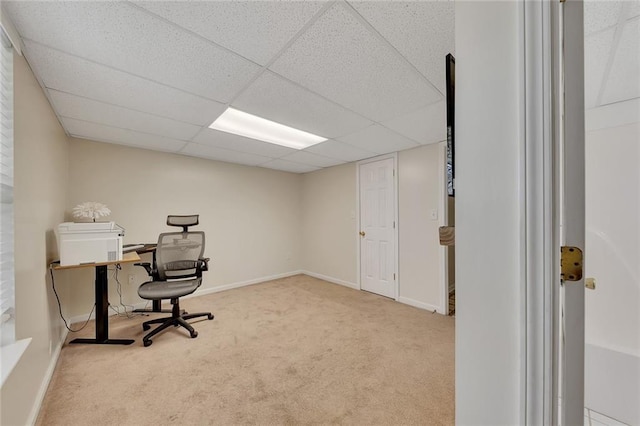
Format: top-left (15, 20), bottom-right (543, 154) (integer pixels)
top-left (3, 1), bottom-right (638, 173)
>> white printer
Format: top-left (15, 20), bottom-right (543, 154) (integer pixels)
top-left (57, 222), bottom-right (124, 266)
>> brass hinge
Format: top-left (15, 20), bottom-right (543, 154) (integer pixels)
top-left (561, 246), bottom-right (583, 282)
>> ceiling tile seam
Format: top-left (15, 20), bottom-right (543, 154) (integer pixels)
top-left (626, 14), bottom-right (640, 23)
top-left (68, 133), bottom-right (182, 153)
top-left (224, 1), bottom-right (338, 108)
top-left (176, 141), bottom-right (271, 161)
top-left (46, 88), bottom-right (210, 128)
top-left (176, 139), bottom-right (285, 161)
top-left (124, 0), bottom-right (266, 69)
top-left (255, 157), bottom-right (325, 169)
top-left (372, 96), bottom-right (444, 127)
top-left (58, 115), bottom-right (195, 142)
top-left (22, 37), bottom-right (232, 105)
top-left (341, 0), bottom-right (445, 97)
top-left (339, 121), bottom-right (421, 148)
top-left (20, 48), bottom-right (73, 139)
top-left (253, 69), bottom-right (377, 136)
top-left (595, 2), bottom-right (632, 106)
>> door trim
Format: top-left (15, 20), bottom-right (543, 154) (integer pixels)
top-left (439, 142), bottom-right (449, 315)
top-left (356, 152), bottom-right (399, 300)
top-left (522, 1), bottom-right (561, 423)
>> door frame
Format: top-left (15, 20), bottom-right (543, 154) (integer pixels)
top-left (356, 152), bottom-right (399, 300)
top-left (438, 142), bottom-right (450, 315)
top-left (523, 0), bottom-right (585, 423)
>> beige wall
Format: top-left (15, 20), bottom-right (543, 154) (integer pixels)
top-left (301, 163), bottom-right (357, 285)
top-left (398, 144), bottom-right (443, 311)
top-left (1, 53), bottom-right (69, 425)
top-left (63, 139), bottom-right (303, 317)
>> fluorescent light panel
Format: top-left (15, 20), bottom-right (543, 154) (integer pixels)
top-left (209, 107), bottom-right (327, 150)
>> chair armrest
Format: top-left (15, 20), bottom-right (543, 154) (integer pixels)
top-left (134, 262), bottom-right (154, 276)
top-left (198, 258), bottom-right (210, 272)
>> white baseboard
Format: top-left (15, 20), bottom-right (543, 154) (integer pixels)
top-left (69, 270), bottom-right (305, 324)
top-left (191, 270), bottom-right (304, 298)
top-left (398, 296), bottom-right (444, 315)
top-left (26, 328), bottom-right (68, 426)
top-left (301, 271), bottom-right (359, 290)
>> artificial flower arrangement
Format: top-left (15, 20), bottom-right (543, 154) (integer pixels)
top-left (72, 201), bottom-right (111, 222)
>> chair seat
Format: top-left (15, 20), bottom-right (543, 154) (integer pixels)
top-left (138, 278), bottom-right (201, 300)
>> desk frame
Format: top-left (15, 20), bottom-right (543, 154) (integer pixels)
top-left (54, 252), bottom-right (141, 345)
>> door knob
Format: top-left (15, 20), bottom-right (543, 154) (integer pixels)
top-left (359, 231), bottom-right (365, 237)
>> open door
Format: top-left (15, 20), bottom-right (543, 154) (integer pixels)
top-left (558, 0), bottom-right (586, 423)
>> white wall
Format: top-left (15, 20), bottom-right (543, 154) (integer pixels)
top-left (62, 139), bottom-right (303, 317)
top-left (0, 53), bottom-right (69, 426)
top-left (584, 99), bottom-right (640, 425)
top-left (301, 163), bottom-right (358, 286)
top-left (455, 2), bottom-right (525, 424)
top-left (398, 144), bottom-right (443, 312)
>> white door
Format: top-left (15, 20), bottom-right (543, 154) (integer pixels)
top-left (559, 1), bottom-right (586, 423)
top-left (359, 157), bottom-right (396, 299)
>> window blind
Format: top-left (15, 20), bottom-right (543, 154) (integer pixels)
top-left (0, 29), bottom-right (14, 346)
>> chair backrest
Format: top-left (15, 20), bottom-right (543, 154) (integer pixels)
top-left (166, 215), bottom-right (199, 232)
top-left (155, 231), bottom-right (205, 281)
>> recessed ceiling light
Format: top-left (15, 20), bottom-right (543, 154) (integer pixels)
top-left (208, 107), bottom-right (327, 150)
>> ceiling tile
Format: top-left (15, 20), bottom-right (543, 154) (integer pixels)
top-left (279, 151), bottom-right (345, 168)
top-left (259, 159), bottom-right (321, 174)
top-left (630, 3), bottom-right (640, 19)
top-left (49, 90), bottom-right (201, 141)
top-left (5, 1), bottom-right (260, 102)
top-left (22, 41), bottom-right (225, 126)
top-left (382, 101), bottom-right (446, 145)
top-left (337, 124), bottom-right (419, 154)
top-left (348, 1), bottom-right (454, 94)
top-left (133, 1), bottom-right (327, 65)
top-left (584, 1), bottom-right (625, 35)
top-left (62, 117), bottom-right (187, 152)
top-left (305, 140), bottom-right (377, 162)
top-left (192, 128), bottom-right (296, 159)
top-left (180, 143), bottom-right (272, 167)
top-left (233, 71), bottom-right (373, 139)
top-left (600, 18), bottom-right (640, 105)
top-left (585, 28), bottom-right (617, 108)
top-left (269, 2), bottom-right (441, 122)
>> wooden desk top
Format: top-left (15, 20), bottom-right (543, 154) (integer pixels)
top-left (53, 251), bottom-right (141, 271)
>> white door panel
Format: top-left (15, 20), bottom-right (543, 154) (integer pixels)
top-left (560, 1), bottom-right (586, 423)
top-left (359, 157), bottom-right (396, 299)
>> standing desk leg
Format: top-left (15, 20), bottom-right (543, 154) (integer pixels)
top-left (69, 265), bottom-right (135, 345)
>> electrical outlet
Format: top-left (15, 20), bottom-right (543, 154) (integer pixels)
top-left (128, 274), bottom-right (135, 285)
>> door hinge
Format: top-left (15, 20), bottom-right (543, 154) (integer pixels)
top-left (393, 169), bottom-right (395, 177)
top-left (394, 273), bottom-right (396, 280)
top-left (561, 246), bottom-right (583, 282)
top-left (393, 221), bottom-right (396, 229)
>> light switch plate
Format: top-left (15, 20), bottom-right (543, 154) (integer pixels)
top-left (430, 209), bottom-right (438, 220)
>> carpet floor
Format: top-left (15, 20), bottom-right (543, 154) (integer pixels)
top-left (37, 275), bottom-right (455, 425)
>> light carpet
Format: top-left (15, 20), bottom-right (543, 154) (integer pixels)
top-left (37, 274), bottom-right (455, 425)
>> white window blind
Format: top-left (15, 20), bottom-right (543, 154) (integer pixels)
top-left (0, 29), bottom-right (14, 346)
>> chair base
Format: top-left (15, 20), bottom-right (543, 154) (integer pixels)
top-left (141, 300), bottom-right (213, 347)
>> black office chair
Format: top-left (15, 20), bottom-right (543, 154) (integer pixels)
top-left (136, 215), bottom-right (213, 347)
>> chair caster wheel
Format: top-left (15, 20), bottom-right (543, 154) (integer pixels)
top-left (143, 324), bottom-right (150, 331)
top-left (143, 340), bottom-right (152, 347)
top-left (208, 314), bottom-right (214, 320)
top-left (190, 331), bottom-right (198, 339)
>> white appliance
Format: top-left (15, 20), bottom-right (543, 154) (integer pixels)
top-left (57, 222), bottom-right (124, 266)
